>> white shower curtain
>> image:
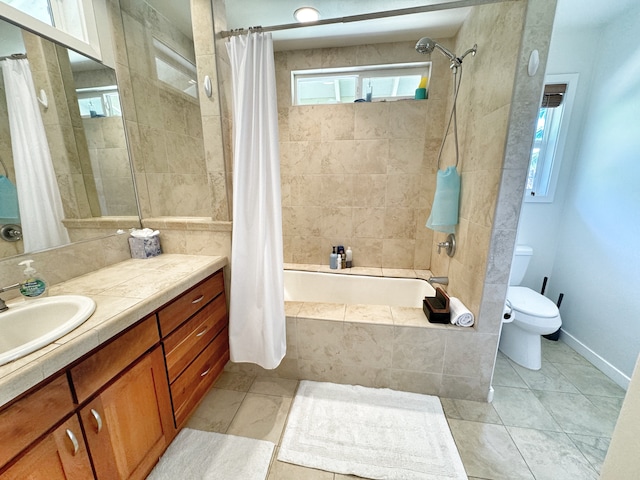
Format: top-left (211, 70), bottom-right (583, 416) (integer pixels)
top-left (226, 32), bottom-right (286, 369)
top-left (1, 59), bottom-right (70, 253)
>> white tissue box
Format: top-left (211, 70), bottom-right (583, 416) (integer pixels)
top-left (128, 235), bottom-right (162, 259)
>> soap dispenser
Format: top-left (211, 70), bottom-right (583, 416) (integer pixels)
top-left (18, 259), bottom-right (48, 298)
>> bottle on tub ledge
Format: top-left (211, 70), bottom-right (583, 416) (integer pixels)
top-left (330, 246), bottom-right (339, 269)
top-left (346, 246), bottom-right (353, 268)
top-left (337, 246), bottom-right (346, 269)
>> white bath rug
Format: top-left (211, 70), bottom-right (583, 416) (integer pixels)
top-left (278, 381), bottom-right (467, 480)
top-left (147, 428), bottom-right (274, 480)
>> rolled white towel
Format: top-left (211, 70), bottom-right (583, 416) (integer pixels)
top-left (450, 297), bottom-right (474, 327)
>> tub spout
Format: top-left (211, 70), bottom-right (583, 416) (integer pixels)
top-left (428, 276), bottom-right (449, 286)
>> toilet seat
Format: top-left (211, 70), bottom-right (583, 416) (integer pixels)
top-left (507, 286), bottom-right (559, 318)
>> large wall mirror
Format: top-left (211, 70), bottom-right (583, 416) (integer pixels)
top-left (0, 16), bottom-right (140, 259)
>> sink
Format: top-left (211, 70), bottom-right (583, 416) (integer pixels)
top-left (0, 295), bottom-right (96, 367)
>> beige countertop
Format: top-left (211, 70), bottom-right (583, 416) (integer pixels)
top-left (0, 254), bottom-right (227, 408)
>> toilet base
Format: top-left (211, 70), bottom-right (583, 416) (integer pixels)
top-left (499, 322), bottom-right (543, 370)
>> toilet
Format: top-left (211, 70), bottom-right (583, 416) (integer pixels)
top-left (499, 245), bottom-right (561, 370)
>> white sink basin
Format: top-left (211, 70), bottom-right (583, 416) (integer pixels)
top-left (0, 295), bottom-right (96, 367)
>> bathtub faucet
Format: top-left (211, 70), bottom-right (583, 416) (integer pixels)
top-left (427, 276), bottom-right (449, 286)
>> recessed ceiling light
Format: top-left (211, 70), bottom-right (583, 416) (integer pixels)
top-left (294, 7), bottom-right (320, 23)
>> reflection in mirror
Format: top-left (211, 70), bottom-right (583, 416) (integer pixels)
top-left (0, 17), bottom-right (139, 260)
top-left (119, 0), bottom-right (212, 217)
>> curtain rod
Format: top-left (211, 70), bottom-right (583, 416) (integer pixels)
top-left (220, 0), bottom-right (503, 38)
top-left (0, 53), bottom-right (27, 61)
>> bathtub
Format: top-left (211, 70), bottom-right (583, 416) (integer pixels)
top-left (227, 267), bottom-right (488, 402)
top-left (283, 270), bottom-right (435, 307)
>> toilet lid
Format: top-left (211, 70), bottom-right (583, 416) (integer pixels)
top-left (507, 286), bottom-right (559, 318)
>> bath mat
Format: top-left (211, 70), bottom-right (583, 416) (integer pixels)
top-left (147, 429), bottom-right (274, 480)
top-left (278, 381), bottom-right (467, 480)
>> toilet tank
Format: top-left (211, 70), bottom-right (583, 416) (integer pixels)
top-left (509, 245), bottom-right (533, 286)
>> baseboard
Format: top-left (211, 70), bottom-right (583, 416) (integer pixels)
top-left (559, 329), bottom-right (631, 390)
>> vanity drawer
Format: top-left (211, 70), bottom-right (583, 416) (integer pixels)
top-left (164, 293), bottom-right (228, 383)
top-left (170, 327), bottom-right (229, 427)
top-left (0, 374), bottom-right (74, 468)
top-left (70, 315), bottom-right (160, 403)
top-left (158, 271), bottom-right (225, 337)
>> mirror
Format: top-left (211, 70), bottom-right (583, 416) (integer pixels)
top-left (0, 17), bottom-right (140, 259)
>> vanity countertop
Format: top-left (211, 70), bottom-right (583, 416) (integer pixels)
top-left (0, 254), bottom-right (227, 408)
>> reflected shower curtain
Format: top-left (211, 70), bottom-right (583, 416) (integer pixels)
top-left (226, 32), bottom-right (286, 369)
top-left (1, 59), bottom-right (70, 252)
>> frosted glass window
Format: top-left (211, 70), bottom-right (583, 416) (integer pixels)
top-left (292, 62), bottom-right (430, 105)
top-left (1, 0), bottom-right (53, 25)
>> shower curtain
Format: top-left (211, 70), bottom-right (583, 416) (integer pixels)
top-left (1, 59), bottom-right (70, 253)
top-left (226, 32), bottom-right (286, 369)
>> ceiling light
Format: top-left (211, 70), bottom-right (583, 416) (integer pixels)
top-left (294, 7), bottom-right (320, 23)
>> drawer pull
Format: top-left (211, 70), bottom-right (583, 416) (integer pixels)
top-left (191, 294), bottom-right (205, 304)
top-left (90, 409), bottom-right (103, 433)
top-left (200, 368), bottom-right (211, 377)
top-left (66, 429), bottom-right (80, 455)
top-left (195, 327), bottom-right (208, 337)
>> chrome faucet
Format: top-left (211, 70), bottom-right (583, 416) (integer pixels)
top-left (427, 276), bottom-right (449, 286)
top-left (0, 283), bottom-right (21, 312)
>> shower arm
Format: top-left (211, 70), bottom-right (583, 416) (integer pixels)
top-left (447, 44), bottom-right (478, 70)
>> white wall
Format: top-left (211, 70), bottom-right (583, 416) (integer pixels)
top-left (517, 6), bottom-right (640, 383)
top-left (517, 27), bottom-right (598, 290)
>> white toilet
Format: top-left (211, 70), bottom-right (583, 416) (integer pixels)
top-left (499, 245), bottom-right (561, 370)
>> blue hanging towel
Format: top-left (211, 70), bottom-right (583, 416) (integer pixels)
top-left (0, 175), bottom-right (20, 224)
top-left (426, 166), bottom-right (460, 233)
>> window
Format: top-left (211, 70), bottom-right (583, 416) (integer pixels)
top-left (76, 86), bottom-right (121, 117)
top-left (1, 0), bottom-right (92, 43)
top-left (0, 0), bottom-right (104, 64)
top-left (153, 38), bottom-right (198, 98)
top-left (525, 74), bottom-right (578, 203)
top-left (292, 62), bottom-right (431, 105)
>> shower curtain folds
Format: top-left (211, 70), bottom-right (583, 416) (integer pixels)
top-left (1, 58), bottom-right (70, 253)
top-left (226, 32), bottom-right (286, 369)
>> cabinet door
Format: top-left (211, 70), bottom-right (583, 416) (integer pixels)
top-left (81, 347), bottom-right (174, 480)
top-left (0, 415), bottom-right (93, 480)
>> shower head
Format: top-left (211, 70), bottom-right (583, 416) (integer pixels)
top-left (415, 37), bottom-right (456, 61)
top-left (415, 37), bottom-right (477, 69)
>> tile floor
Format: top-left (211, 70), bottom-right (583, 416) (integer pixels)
top-left (185, 339), bottom-right (626, 479)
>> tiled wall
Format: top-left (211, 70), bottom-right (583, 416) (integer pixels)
top-left (116, 0), bottom-right (212, 218)
top-left (83, 116), bottom-right (137, 215)
top-left (423, 1), bottom-right (527, 322)
top-left (276, 43), bottom-right (452, 269)
top-left (227, 304), bottom-right (496, 402)
top-left (0, 233), bottom-right (132, 302)
top-left (23, 32), bottom-right (100, 220)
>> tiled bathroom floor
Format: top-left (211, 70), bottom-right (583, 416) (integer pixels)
top-left (185, 339), bottom-right (626, 479)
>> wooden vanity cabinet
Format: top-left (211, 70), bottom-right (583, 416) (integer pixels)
top-left (0, 267), bottom-right (228, 480)
top-left (0, 415), bottom-right (93, 480)
top-left (71, 315), bottom-right (174, 480)
top-left (158, 270), bottom-right (229, 429)
top-left (0, 374), bottom-right (90, 480)
top-left (79, 347), bottom-right (173, 480)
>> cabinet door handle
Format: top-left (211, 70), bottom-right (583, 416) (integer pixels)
top-left (191, 294), bottom-right (205, 304)
top-left (90, 408), bottom-right (103, 433)
top-left (195, 327), bottom-right (208, 337)
top-left (65, 429), bottom-right (80, 455)
top-left (200, 368), bottom-right (211, 377)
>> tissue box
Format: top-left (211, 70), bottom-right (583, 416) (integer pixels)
top-left (423, 287), bottom-right (451, 324)
top-left (128, 235), bottom-right (162, 259)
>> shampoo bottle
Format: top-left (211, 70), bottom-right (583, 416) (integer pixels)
top-left (330, 247), bottom-right (338, 269)
top-left (346, 246), bottom-right (353, 268)
top-left (18, 259), bottom-right (48, 298)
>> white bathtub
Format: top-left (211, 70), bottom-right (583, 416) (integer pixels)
top-left (283, 270), bottom-right (435, 308)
